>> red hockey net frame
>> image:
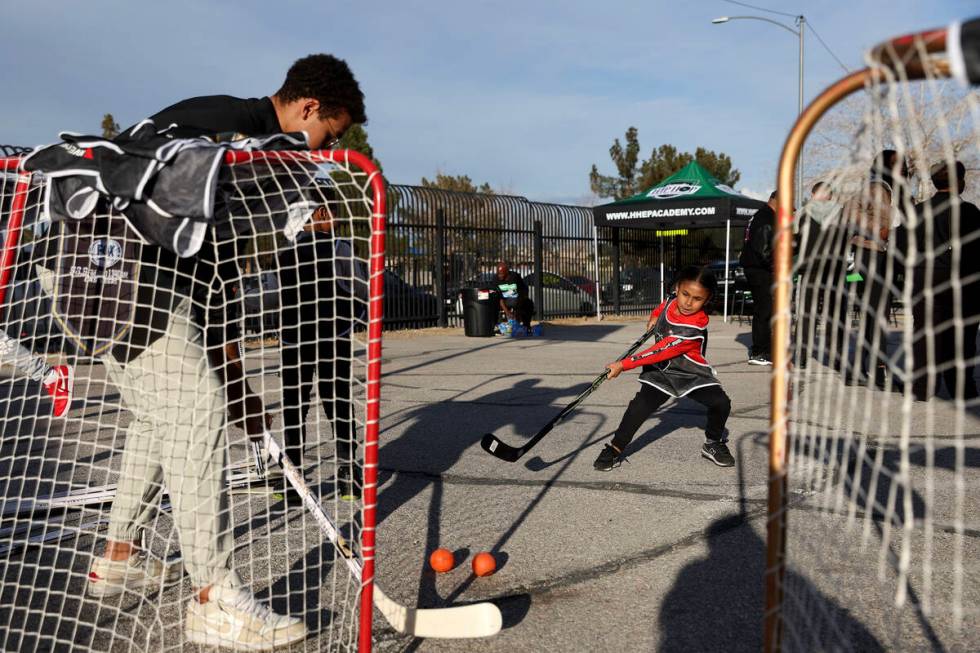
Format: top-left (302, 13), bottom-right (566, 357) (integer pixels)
top-left (0, 149), bottom-right (387, 653)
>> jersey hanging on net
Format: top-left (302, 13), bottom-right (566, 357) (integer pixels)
top-left (21, 124), bottom-right (310, 257)
top-left (20, 124), bottom-right (322, 359)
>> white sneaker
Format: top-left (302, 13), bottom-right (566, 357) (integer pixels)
top-left (87, 551), bottom-right (183, 597)
top-left (185, 584), bottom-right (307, 651)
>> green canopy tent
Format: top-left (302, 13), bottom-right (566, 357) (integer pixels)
top-left (592, 161), bottom-right (767, 321)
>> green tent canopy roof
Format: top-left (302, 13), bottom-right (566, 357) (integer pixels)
top-left (592, 160), bottom-right (767, 229)
top-left (618, 161), bottom-right (748, 203)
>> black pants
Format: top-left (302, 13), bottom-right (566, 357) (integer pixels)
top-left (795, 262), bottom-right (847, 368)
top-left (964, 316), bottom-right (980, 400)
top-left (611, 383), bottom-right (731, 452)
top-left (504, 297), bottom-right (535, 329)
top-left (796, 277), bottom-right (826, 363)
top-left (744, 267), bottom-right (773, 358)
top-left (281, 338), bottom-right (356, 467)
top-left (844, 251), bottom-right (893, 379)
top-left (910, 271), bottom-right (979, 399)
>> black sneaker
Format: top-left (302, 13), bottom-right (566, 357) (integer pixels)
top-left (337, 464), bottom-right (362, 501)
top-left (593, 444), bottom-right (623, 472)
top-left (701, 441), bottom-right (735, 467)
top-left (748, 355), bottom-right (773, 366)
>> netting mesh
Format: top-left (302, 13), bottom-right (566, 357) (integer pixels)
top-left (779, 34), bottom-right (979, 650)
top-left (0, 151), bottom-right (381, 651)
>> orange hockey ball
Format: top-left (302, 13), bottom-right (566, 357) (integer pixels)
top-left (428, 548), bottom-right (454, 573)
top-left (472, 552), bottom-right (496, 577)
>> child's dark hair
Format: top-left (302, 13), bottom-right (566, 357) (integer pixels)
top-left (674, 265), bottom-right (718, 299)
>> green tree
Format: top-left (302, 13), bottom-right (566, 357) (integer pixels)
top-left (589, 127), bottom-right (642, 199)
top-left (413, 173), bottom-right (502, 265)
top-left (338, 123), bottom-right (382, 173)
top-left (590, 128), bottom-right (741, 200)
top-left (420, 173), bottom-right (493, 195)
top-left (101, 113), bottom-right (120, 139)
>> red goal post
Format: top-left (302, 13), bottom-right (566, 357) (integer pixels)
top-left (0, 148), bottom-right (387, 652)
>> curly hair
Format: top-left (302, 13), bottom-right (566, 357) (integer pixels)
top-left (275, 54), bottom-right (367, 124)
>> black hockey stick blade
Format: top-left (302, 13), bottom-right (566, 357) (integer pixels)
top-left (480, 324), bottom-right (659, 462)
top-left (481, 432), bottom-right (524, 462)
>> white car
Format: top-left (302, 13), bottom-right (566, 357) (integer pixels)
top-left (522, 271), bottom-right (595, 317)
top-left (455, 270), bottom-right (594, 317)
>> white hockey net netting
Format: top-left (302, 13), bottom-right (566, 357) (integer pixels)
top-left (0, 149), bottom-right (383, 652)
top-left (779, 31), bottom-right (980, 651)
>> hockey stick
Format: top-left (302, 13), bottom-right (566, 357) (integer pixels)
top-left (481, 324), bottom-right (658, 462)
top-left (1, 468), bottom-right (269, 518)
top-left (261, 430), bottom-right (502, 639)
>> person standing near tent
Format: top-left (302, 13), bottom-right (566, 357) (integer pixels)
top-left (739, 190), bottom-right (777, 365)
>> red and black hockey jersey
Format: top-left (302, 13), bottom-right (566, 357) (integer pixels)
top-left (621, 296), bottom-right (720, 397)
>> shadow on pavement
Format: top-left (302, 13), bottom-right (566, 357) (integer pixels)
top-left (657, 513), bottom-right (885, 652)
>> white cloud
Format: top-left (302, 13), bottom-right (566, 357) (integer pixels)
top-left (0, 0), bottom-right (969, 203)
top-left (738, 187), bottom-right (770, 201)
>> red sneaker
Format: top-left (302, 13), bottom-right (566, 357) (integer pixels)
top-left (42, 365), bottom-right (74, 417)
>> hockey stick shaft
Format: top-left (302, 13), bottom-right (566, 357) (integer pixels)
top-left (261, 430), bottom-right (501, 639)
top-left (481, 324), bottom-right (658, 461)
top-left (251, 441), bottom-right (267, 479)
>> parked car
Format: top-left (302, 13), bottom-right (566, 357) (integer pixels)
top-left (242, 271), bottom-right (280, 313)
top-left (243, 268), bottom-right (439, 331)
top-left (523, 271), bottom-right (595, 316)
top-left (241, 271), bottom-right (281, 333)
top-left (602, 267), bottom-right (664, 305)
top-left (451, 270), bottom-right (594, 317)
top-left (566, 275), bottom-right (599, 299)
top-left (382, 269), bottom-right (440, 328)
top-left (706, 259), bottom-right (746, 288)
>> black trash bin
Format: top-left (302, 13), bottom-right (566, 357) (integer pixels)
top-left (460, 287), bottom-right (499, 337)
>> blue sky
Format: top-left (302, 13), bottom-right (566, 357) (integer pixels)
top-left (1, 1), bottom-right (974, 203)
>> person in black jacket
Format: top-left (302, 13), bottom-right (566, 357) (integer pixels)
top-left (841, 176), bottom-right (900, 389)
top-left (794, 181), bottom-right (845, 369)
top-left (739, 190), bottom-right (777, 365)
top-left (277, 203), bottom-right (367, 500)
top-left (910, 161), bottom-right (980, 400)
top-left (83, 53), bottom-right (366, 651)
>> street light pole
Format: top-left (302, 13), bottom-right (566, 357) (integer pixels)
top-left (713, 14), bottom-right (806, 208)
top-left (797, 15), bottom-right (804, 209)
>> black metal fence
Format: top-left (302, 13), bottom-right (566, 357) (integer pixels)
top-left (1, 140), bottom-right (740, 331)
top-left (383, 184), bottom-right (739, 329)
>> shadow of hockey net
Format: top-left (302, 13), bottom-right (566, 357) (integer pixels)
top-left (765, 18), bottom-right (980, 653)
top-left (0, 149), bottom-right (385, 652)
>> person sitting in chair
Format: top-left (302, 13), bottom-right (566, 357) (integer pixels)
top-left (494, 261), bottom-right (534, 330)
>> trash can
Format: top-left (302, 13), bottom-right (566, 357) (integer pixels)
top-left (461, 287), bottom-right (499, 337)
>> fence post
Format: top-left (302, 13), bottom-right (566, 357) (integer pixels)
top-left (593, 225), bottom-right (601, 321)
top-left (533, 219), bottom-right (543, 321)
top-left (612, 227), bottom-right (621, 314)
top-left (435, 208), bottom-right (447, 328)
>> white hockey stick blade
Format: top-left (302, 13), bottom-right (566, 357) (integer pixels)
top-left (1, 485), bottom-right (117, 517)
top-left (261, 430), bottom-right (502, 639)
top-left (0, 517), bottom-right (108, 556)
top-left (1, 468), bottom-right (268, 518)
top-left (373, 585), bottom-right (502, 639)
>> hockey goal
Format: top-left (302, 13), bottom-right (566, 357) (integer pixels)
top-left (768, 17), bottom-right (980, 652)
top-left (0, 148), bottom-right (385, 651)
